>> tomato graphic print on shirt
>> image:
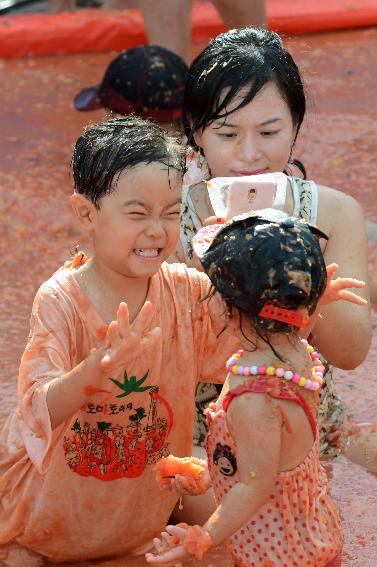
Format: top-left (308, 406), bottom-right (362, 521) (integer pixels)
top-left (63, 370), bottom-right (173, 481)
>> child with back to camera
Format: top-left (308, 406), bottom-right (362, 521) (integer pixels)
top-left (147, 212), bottom-right (344, 567)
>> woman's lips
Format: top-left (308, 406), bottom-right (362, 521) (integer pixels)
top-left (233, 169), bottom-right (267, 176)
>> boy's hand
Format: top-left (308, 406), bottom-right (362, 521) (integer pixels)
top-left (101, 301), bottom-right (161, 373)
top-left (169, 471), bottom-right (211, 496)
top-left (145, 525), bottom-right (190, 565)
top-left (319, 263), bottom-right (367, 306)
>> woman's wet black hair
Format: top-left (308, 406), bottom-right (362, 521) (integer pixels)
top-left (201, 215), bottom-right (328, 341)
top-left (182, 27), bottom-right (306, 177)
top-left (71, 116), bottom-right (186, 208)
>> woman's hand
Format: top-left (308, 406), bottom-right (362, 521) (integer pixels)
top-left (145, 525), bottom-right (191, 565)
top-left (319, 263), bottom-right (367, 307)
top-left (101, 301), bottom-right (161, 373)
top-left (203, 215), bottom-right (226, 226)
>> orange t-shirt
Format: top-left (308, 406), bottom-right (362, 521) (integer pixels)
top-left (0, 262), bottom-right (238, 563)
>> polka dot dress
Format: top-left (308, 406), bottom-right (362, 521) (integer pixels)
top-left (205, 381), bottom-right (343, 567)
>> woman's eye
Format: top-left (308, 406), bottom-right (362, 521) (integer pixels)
top-left (128, 211), bottom-right (145, 216)
top-left (218, 132), bottom-right (237, 139)
top-left (261, 130), bottom-right (280, 136)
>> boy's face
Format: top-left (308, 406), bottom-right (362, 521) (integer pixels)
top-left (91, 162), bottom-right (182, 280)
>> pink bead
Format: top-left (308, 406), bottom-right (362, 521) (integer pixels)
top-left (292, 373), bottom-right (300, 383)
top-left (310, 352), bottom-right (319, 360)
top-left (258, 365), bottom-right (266, 375)
top-left (315, 372), bottom-right (323, 379)
top-left (275, 368), bottom-right (285, 377)
top-left (305, 380), bottom-right (312, 389)
top-left (312, 382), bottom-right (320, 390)
top-left (243, 367), bottom-right (251, 376)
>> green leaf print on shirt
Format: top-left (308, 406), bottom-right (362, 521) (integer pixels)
top-left (109, 370), bottom-right (153, 398)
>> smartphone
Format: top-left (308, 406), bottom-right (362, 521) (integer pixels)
top-left (207, 173), bottom-right (287, 220)
top-left (226, 179), bottom-right (278, 218)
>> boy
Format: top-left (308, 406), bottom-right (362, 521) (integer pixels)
top-left (0, 117), bottom-right (238, 565)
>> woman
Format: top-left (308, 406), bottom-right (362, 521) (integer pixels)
top-left (170, 27), bottom-right (373, 473)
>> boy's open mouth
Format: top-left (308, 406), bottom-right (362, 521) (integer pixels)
top-left (134, 248), bottom-right (161, 258)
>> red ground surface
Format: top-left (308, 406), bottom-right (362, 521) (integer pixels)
top-left (0, 26), bottom-right (377, 567)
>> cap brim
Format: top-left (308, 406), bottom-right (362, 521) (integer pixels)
top-left (192, 210), bottom-right (288, 259)
top-left (74, 86), bottom-right (103, 111)
top-left (191, 223), bottom-right (225, 259)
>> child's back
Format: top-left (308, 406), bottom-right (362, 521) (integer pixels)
top-left (207, 343), bottom-right (341, 566)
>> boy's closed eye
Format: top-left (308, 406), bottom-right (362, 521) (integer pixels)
top-left (125, 204), bottom-right (182, 219)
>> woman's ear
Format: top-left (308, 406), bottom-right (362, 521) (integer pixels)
top-left (70, 193), bottom-right (96, 230)
top-left (192, 129), bottom-right (203, 150)
top-left (187, 118), bottom-right (203, 150)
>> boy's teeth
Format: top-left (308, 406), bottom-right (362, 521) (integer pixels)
top-left (135, 249), bottom-right (159, 257)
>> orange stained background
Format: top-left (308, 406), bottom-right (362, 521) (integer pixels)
top-left (0, 26), bottom-right (377, 567)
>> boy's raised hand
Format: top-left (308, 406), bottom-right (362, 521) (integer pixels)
top-left (320, 263), bottom-right (367, 306)
top-left (101, 301), bottom-right (161, 373)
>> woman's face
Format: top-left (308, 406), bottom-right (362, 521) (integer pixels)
top-left (194, 81), bottom-right (297, 178)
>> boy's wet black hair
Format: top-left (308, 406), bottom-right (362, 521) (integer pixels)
top-left (201, 214), bottom-right (328, 335)
top-left (71, 116), bottom-right (186, 208)
top-left (183, 27), bottom-right (306, 177)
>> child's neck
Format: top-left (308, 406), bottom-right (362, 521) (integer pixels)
top-left (239, 333), bottom-right (305, 367)
top-left (76, 257), bottom-right (150, 324)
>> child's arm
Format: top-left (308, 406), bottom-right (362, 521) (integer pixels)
top-left (147, 393), bottom-right (282, 564)
top-left (47, 301), bottom-right (161, 429)
top-left (202, 393), bottom-right (281, 544)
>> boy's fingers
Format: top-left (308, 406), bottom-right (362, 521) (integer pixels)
top-left (117, 302), bottom-right (130, 338)
top-left (100, 353), bottom-right (112, 371)
top-left (101, 327), bottom-right (160, 371)
top-left (106, 320), bottom-right (119, 346)
top-left (166, 525), bottom-right (187, 538)
top-left (152, 537), bottom-right (165, 554)
top-left (146, 547), bottom-right (185, 564)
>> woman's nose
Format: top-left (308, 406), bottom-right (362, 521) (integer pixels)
top-left (237, 135), bottom-right (262, 162)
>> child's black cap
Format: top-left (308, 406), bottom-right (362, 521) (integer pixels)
top-left (200, 212), bottom-right (328, 326)
top-left (74, 45), bottom-right (189, 122)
